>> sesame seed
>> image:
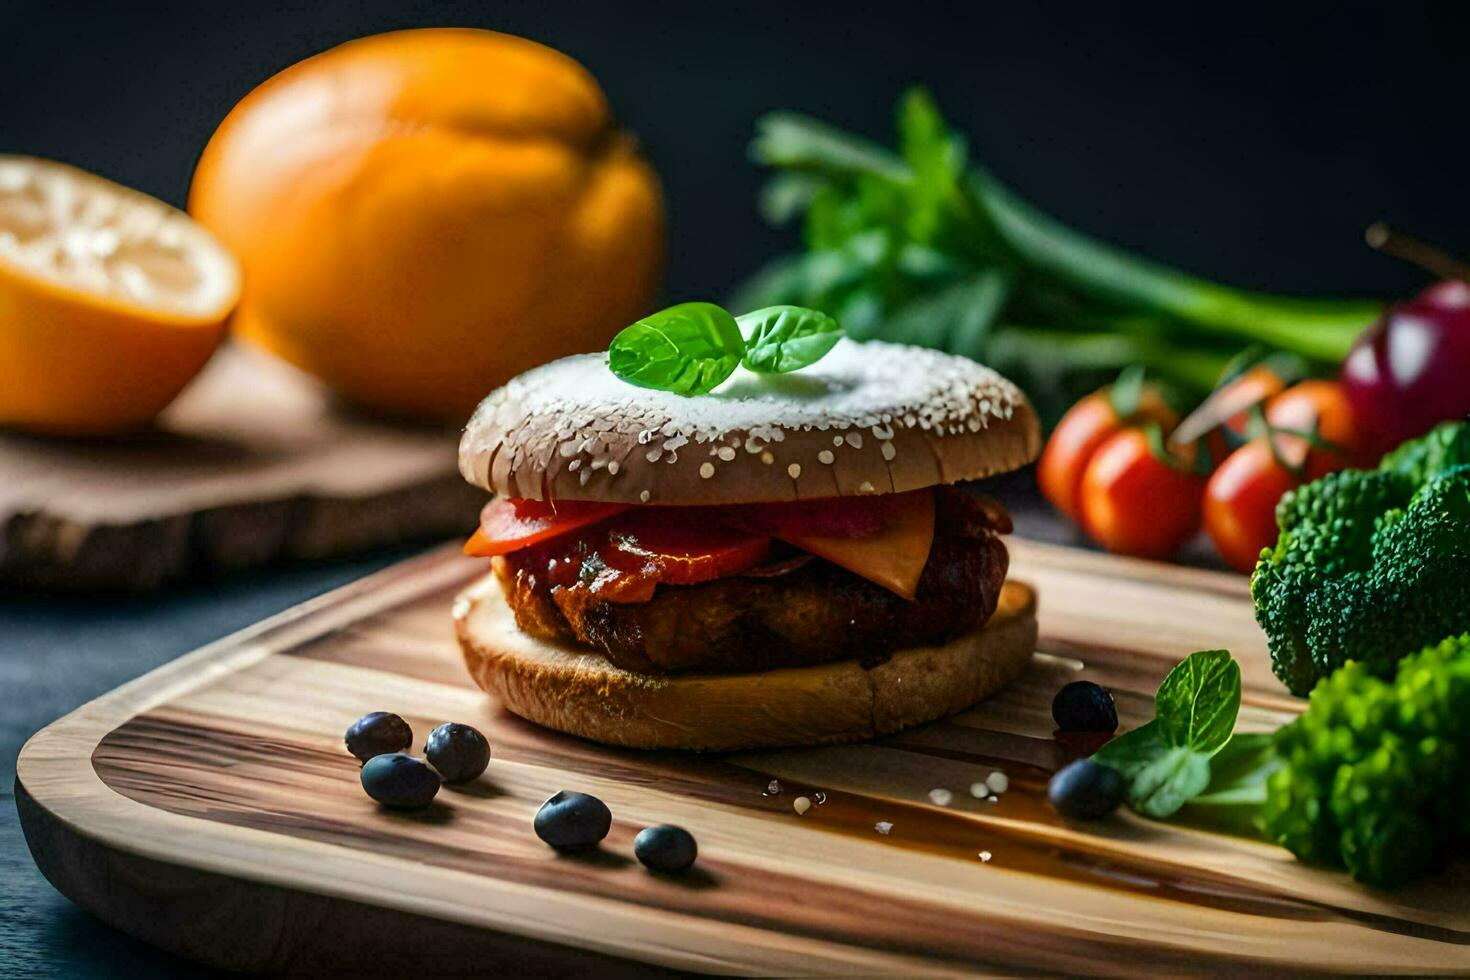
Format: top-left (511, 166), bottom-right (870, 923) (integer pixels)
top-left (833, 435), bottom-right (844, 446)
top-left (858, 481), bottom-right (875, 493)
top-left (639, 490), bottom-right (651, 502)
top-left (763, 779), bottom-right (782, 796)
top-left (928, 788), bottom-right (953, 807)
top-left (567, 459), bottom-right (582, 471)
top-left (793, 796), bottom-right (812, 816)
top-left (787, 463), bottom-right (802, 479)
top-left (818, 450), bottom-right (835, 464)
top-left (717, 446), bottom-right (736, 461)
top-left (969, 782), bottom-right (989, 799)
top-left (607, 460), bottom-right (620, 475)
top-left (845, 432), bottom-right (863, 449)
top-left (699, 462), bottom-right (716, 479)
top-left (986, 771), bottom-right (1009, 794)
top-left (578, 470), bottom-right (590, 486)
top-left (761, 451), bottom-right (775, 465)
top-left (645, 448), bottom-right (662, 463)
top-left (881, 442), bottom-right (897, 461)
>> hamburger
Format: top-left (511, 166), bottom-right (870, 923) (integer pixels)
top-left (453, 333), bottom-right (1041, 750)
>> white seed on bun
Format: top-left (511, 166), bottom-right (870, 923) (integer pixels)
top-left (459, 338), bottom-right (1041, 505)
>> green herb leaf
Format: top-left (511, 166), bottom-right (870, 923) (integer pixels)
top-left (1092, 650), bottom-right (1246, 820)
top-left (1092, 721), bottom-right (1213, 819)
top-left (738, 306), bottom-right (844, 374)
top-left (1189, 733), bottom-right (1280, 808)
top-left (608, 302), bottom-right (745, 396)
top-left (1154, 649), bottom-right (1241, 754)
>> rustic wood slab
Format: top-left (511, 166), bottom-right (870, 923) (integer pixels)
top-left (0, 345), bottom-right (485, 592)
top-left (16, 539), bottom-right (1469, 975)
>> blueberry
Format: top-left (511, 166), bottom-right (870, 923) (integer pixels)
top-left (534, 791), bottom-right (611, 851)
top-left (425, 722), bottom-right (491, 783)
top-left (360, 753), bottom-right (440, 809)
top-left (1048, 759), bottom-right (1124, 821)
top-left (345, 711), bottom-right (413, 763)
top-left (634, 825), bottom-right (698, 873)
top-left (1051, 681), bottom-right (1118, 733)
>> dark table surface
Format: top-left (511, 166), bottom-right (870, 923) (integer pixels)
top-left (0, 493), bottom-right (1220, 977)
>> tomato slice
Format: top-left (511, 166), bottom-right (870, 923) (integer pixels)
top-left (463, 497), bottom-right (629, 557)
top-left (607, 515), bottom-right (770, 585)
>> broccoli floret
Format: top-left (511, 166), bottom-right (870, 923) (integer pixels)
top-left (1259, 634), bottom-right (1470, 886)
top-left (1252, 422), bottom-right (1470, 694)
top-left (1377, 420), bottom-right (1470, 484)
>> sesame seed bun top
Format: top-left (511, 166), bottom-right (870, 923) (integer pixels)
top-left (458, 338), bottom-right (1041, 505)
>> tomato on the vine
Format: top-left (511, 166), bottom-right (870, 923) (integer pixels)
top-left (1078, 427), bottom-right (1204, 559)
top-left (1264, 379), bottom-right (1361, 477)
top-left (1203, 438), bottom-right (1301, 574)
top-left (1039, 378), bottom-right (1177, 521)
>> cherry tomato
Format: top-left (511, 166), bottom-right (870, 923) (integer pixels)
top-left (606, 514), bottom-right (770, 585)
top-left (464, 497), bottom-right (630, 557)
top-left (1039, 386), bottom-right (1177, 521)
top-left (1203, 439), bottom-right (1302, 574)
top-left (1264, 379), bottom-right (1361, 476)
top-left (1078, 428), bottom-right (1203, 559)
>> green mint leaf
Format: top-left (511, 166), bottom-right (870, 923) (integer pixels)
top-left (1093, 721), bottom-right (1213, 819)
top-left (737, 306), bottom-right (844, 373)
top-left (608, 302), bottom-right (745, 396)
top-left (1189, 732), bottom-right (1280, 808)
top-left (1154, 649), bottom-right (1241, 755)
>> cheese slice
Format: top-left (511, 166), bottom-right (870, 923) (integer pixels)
top-left (774, 489), bottom-right (936, 599)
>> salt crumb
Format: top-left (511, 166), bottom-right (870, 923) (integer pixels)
top-left (763, 779), bottom-right (781, 796)
top-left (813, 791), bottom-right (827, 805)
top-left (928, 788), bottom-right (953, 807)
top-left (986, 771), bottom-right (1009, 795)
top-left (793, 796), bottom-right (812, 816)
top-left (978, 850), bottom-right (992, 863)
top-left (874, 821), bottom-right (893, 835)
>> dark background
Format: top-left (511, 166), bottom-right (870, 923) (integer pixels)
top-left (2, 3), bottom-right (1465, 975)
top-left (0, 1), bottom-right (1466, 305)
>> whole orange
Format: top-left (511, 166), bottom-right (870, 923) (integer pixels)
top-left (189, 28), bottom-right (664, 422)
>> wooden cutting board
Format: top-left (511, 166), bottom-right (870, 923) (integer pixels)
top-left (16, 540), bottom-right (1468, 975)
top-left (0, 345), bottom-right (485, 592)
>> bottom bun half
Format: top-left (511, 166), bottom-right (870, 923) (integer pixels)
top-left (453, 573), bottom-right (1037, 752)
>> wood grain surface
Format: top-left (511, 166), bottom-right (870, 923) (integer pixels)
top-left (16, 539), bottom-right (1470, 975)
top-left (0, 346), bottom-right (484, 592)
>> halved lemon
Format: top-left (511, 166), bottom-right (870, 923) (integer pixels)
top-left (0, 156), bottom-right (240, 434)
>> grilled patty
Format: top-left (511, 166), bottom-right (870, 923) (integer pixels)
top-left (494, 487), bottom-right (1011, 675)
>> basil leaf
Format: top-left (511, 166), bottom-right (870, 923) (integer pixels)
top-left (1093, 721), bottom-right (1213, 819)
top-left (1179, 732), bottom-right (1282, 837)
top-left (737, 306), bottom-right (844, 374)
top-left (608, 302), bottom-right (745, 396)
top-left (1190, 733), bottom-right (1281, 808)
top-left (1154, 649), bottom-right (1241, 754)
